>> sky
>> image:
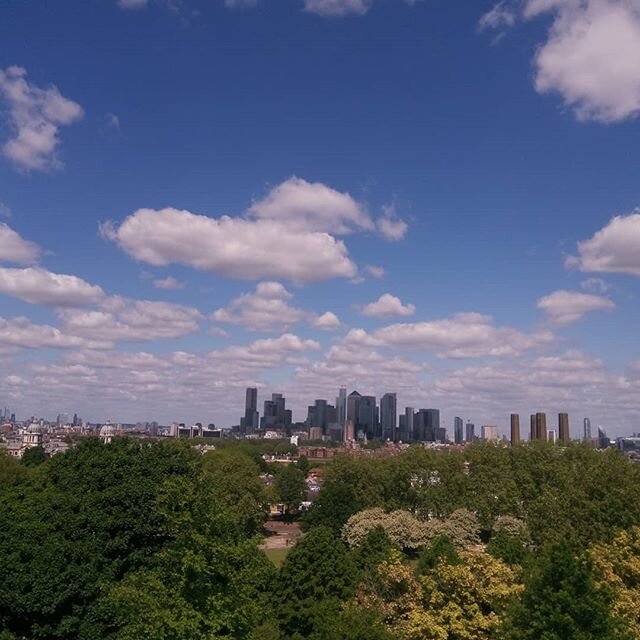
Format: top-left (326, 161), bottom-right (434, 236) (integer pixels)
top-left (1, 0), bottom-right (640, 437)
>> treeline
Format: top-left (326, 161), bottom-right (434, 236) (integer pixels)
top-left (1, 440), bottom-right (639, 639)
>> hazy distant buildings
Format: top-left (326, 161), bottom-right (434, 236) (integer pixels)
top-left (454, 417), bottom-right (464, 445)
top-left (336, 387), bottom-right (347, 426)
top-left (583, 417), bottom-right (592, 442)
top-left (535, 413), bottom-right (547, 441)
top-left (261, 393), bottom-right (292, 431)
top-left (240, 387), bottom-right (259, 434)
top-left (597, 427), bottom-right (611, 449)
top-left (380, 393), bottom-right (397, 441)
top-left (465, 422), bottom-right (475, 442)
top-left (358, 395), bottom-right (378, 440)
top-left (558, 413), bottom-right (570, 444)
top-left (403, 407), bottom-right (414, 442)
top-left (482, 425), bottom-right (498, 442)
top-left (347, 391), bottom-right (361, 428)
top-left (510, 414), bottom-right (520, 446)
top-left (547, 429), bottom-right (557, 443)
top-left (414, 409), bottom-right (443, 442)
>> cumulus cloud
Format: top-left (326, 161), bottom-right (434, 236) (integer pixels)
top-left (362, 293), bottom-right (416, 318)
top-left (0, 66), bottom-right (83, 171)
top-left (581, 277), bottom-right (610, 293)
top-left (0, 223), bottom-right (41, 264)
top-left (346, 312), bottom-right (554, 358)
top-left (480, 0), bottom-right (640, 123)
top-left (537, 289), bottom-right (615, 325)
top-left (376, 203), bottom-right (408, 241)
top-left (0, 267), bottom-right (105, 307)
top-left (311, 311), bottom-right (341, 330)
top-left (364, 264), bottom-right (385, 279)
top-left (101, 207), bottom-right (357, 284)
top-left (567, 212), bottom-right (640, 276)
top-left (212, 281), bottom-right (306, 332)
top-left (0, 202), bottom-right (11, 218)
top-left (247, 177), bottom-right (373, 234)
top-left (57, 296), bottom-right (203, 342)
top-left (304, 0), bottom-right (372, 16)
top-left (0, 315), bottom-right (109, 350)
top-left (210, 333), bottom-right (320, 367)
top-left (153, 276), bottom-right (185, 290)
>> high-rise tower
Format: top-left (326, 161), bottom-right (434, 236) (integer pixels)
top-left (558, 413), bottom-right (570, 444)
top-left (510, 413), bottom-right (521, 446)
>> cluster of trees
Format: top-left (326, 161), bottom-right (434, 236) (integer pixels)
top-left (1, 439), bottom-right (640, 639)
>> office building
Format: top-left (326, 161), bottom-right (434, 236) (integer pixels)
top-left (454, 416), bottom-right (464, 445)
top-left (336, 387), bottom-right (347, 426)
top-left (597, 427), bottom-right (611, 449)
top-left (535, 412), bottom-right (547, 442)
top-left (261, 393), bottom-right (291, 431)
top-left (380, 393), bottom-right (397, 441)
top-left (482, 425), bottom-right (498, 442)
top-left (240, 387), bottom-right (259, 434)
top-left (558, 413), bottom-right (570, 444)
top-left (510, 413), bottom-right (520, 446)
top-left (530, 414), bottom-right (536, 441)
top-left (347, 391), bottom-right (361, 429)
top-left (344, 419), bottom-right (355, 442)
top-left (547, 429), bottom-right (557, 443)
top-left (583, 417), bottom-right (592, 443)
top-left (313, 399), bottom-right (328, 434)
top-left (465, 422), bottom-right (475, 442)
top-left (414, 409), bottom-right (440, 442)
top-left (358, 395), bottom-right (378, 439)
top-left (403, 407), bottom-right (415, 442)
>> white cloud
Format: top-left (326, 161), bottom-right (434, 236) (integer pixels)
top-left (57, 296), bottom-right (203, 342)
top-left (117, 0), bottom-right (148, 8)
top-left (0, 315), bottom-right (109, 350)
top-left (153, 276), bottom-right (185, 290)
top-left (225, 0), bottom-right (259, 8)
top-left (0, 202), bottom-right (11, 218)
top-left (105, 112), bottom-right (120, 129)
top-left (376, 203), bottom-right (408, 241)
top-left (0, 267), bottom-right (105, 307)
top-left (0, 223), bottom-right (41, 264)
top-left (537, 289), bottom-right (615, 325)
top-left (481, 0), bottom-right (640, 123)
top-left (247, 177), bottom-right (373, 234)
top-left (210, 333), bottom-right (320, 367)
top-left (311, 311), bottom-right (341, 330)
top-left (212, 281), bottom-right (306, 332)
top-left (102, 206), bottom-right (357, 283)
top-left (364, 264), bottom-right (385, 278)
top-left (346, 312), bottom-right (554, 358)
top-left (362, 293), bottom-right (416, 318)
top-left (567, 212), bottom-right (640, 276)
top-left (0, 66), bottom-right (83, 171)
top-left (64, 349), bottom-right (171, 370)
top-left (581, 277), bottom-right (610, 293)
top-left (304, 0), bottom-right (372, 16)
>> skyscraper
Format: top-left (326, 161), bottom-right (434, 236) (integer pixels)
top-left (358, 395), bottom-right (378, 439)
top-left (403, 407), bottom-right (415, 442)
top-left (347, 391), bottom-right (361, 429)
top-left (314, 399), bottom-right (328, 434)
top-left (583, 417), bottom-right (592, 442)
top-left (261, 393), bottom-right (291, 430)
top-left (535, 413), bottom-right (547, 442)
top-left (380, 393), bottom-right (397, 441)
top-left (241, 387), bottom-right (259, 434)
top-left (530, 414), bottom-right (536, 441)
top-left (510, 414), bottom-right (520, 446)
top-left (414, 409), bottom-right (440, 442)
top-left (558, 413), bottom-right (570, 444)
top-left (454, 416), bottom-right (464, 445)
top-left (336, 387), bottom-right (347, 426)
top-left (465, 422), bottom-right (475, 442)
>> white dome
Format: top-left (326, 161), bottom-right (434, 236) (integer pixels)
top-left (27, 423), bottom-right (43, 434)
top-left (100, 424), bottom-right (116, 437)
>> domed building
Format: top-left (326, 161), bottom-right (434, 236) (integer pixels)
top-left (22, 423), bottom-right (44, 450)
top-left (100, 421), bottom-right (116, 444)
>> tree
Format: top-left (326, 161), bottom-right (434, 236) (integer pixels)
top-left (297, 455), bottom-right (310, 477)
top-left (417, 535), bottom-right (460, 574)
top-left (302, 480), bottom-right (361, 535)
top-left (274, 464), bottom-right (307, 514)
top-left (274, 526), bottom-right (358, 637)
top-left (20, 446), bottom-right (47, 467)
top-left (504, 542), bottom-right (626, 640)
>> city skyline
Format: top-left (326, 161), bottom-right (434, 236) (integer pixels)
top-left (1, 1), bottom-right (640, 435)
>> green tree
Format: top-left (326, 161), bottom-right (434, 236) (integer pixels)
top-left (275, 464), bottom-right (307, 514)
top-left (274, 526), bottom-right (358, 637)
top-left (297, 454), bottom-right (310, 477)
top-left (504, 542), bottom-right (626, 640)
top-left (302, 480), bottom-right (361, 535)
top-left (20, 446), bottom-right (47, 467)
top-left (417, 535), bottom-right (460, 574)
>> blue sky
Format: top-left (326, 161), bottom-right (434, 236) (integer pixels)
top-left (1, 0), bottom-right (640, 436)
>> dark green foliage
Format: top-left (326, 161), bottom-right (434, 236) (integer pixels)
top-left (274, 526), bottom-right (358, 637)
top-left (302, 479), bottom-right (361, 535)
top-left (313, 604), bottom-right (396, 640)
top-left (275, 464), bottom-right (307, 514)
top-left (487, 530), bottom-right (531, 566)
top-left (417, 535), bottom-right (461, 574)
top-left (20, 445), bottom-right (47, 467)
top-left (297, 454), bottom-right (310, 477)
top-left (504, 542), bottom-right (627, 640)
